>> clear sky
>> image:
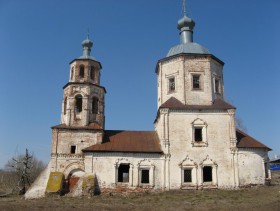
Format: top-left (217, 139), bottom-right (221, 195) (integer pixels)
top-left (0, 0), bottom-right (279, 168)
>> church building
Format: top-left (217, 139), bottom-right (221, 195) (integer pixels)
top-left (25, 6), bottom-right (271, 198)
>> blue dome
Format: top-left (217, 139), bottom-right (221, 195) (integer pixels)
top-left (167, 42), bottom-right (210, 57)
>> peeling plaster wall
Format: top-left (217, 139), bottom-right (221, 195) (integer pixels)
top-left (237, 149), bottom-right (268, 186)
top-left (157, 55), bottom-right (224, 108)
top-left (83, 153), bottom-right (164, 191)
top-left (166, 111), bottom-right (236, 189)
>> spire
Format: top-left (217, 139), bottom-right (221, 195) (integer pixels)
top-left (81, 34), bottom-right (93, 58)
top-left (177, 0), bottom-right (195, 44)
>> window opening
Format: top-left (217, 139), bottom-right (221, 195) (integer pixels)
top-left (75, 95), bottom-right (83, 113)
top-left (71, 67), bottom-right (74, 80)
top-left (141, 169), bottom-right (149, 184)
top-left (90, 66), bottom-right (95, 80)
top-left (92, 97), bottom-right (98, 114)
top-left (194, 128), bottom-right (203, 142)
top-left (70, 145), bottom-right (76, 154)
top-left (169, 77), bottom-right (175, 92)
top-left (215, 78), bottom-right (220, 93)
top-left (64, 97), bottom-right (67, 115)
top-left (79, 65), bottom-right (84, 78)
top-left (193, 75), bottom-right (200, 89)
top-left (118, 164), bottom-right (129, 182)
top-left (203, 166), bottom-right (212, 182)
top-left (183, 169), bottom-right (192, 183)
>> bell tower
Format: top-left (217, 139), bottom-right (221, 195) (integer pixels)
top-left (61, 35), bottom-right (106, 129)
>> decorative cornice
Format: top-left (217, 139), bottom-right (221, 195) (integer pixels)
top-left (51, 153), bottom-right (84, 159)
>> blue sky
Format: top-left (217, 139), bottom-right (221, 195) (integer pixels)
top-left (0, 0), bottom-right (279, 168)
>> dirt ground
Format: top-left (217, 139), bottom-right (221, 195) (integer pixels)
top-left (0, 171), bottom-right (280, 211)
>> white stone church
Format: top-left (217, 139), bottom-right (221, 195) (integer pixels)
top-left (26, 9), bottom-right (271, 198)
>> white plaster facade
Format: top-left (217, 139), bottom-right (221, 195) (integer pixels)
top-left (25, 12), bottom-right (271, 199)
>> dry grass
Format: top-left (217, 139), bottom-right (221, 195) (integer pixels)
top-left (1, 171), bottom-right (280, 211)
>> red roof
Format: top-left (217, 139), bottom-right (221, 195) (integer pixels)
top-left (83, 130), bottom-right (162, 153)
top-left (236, 129), bottom-right (271, 150)
top-left (160, 97), bottom-right (235, 110)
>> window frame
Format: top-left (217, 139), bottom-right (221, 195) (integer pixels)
top-left (140, 169), bottom-right (150, 184)
top-left (75, 95), bottom-right (83, 113)
top-left (91, 97), bottom-right (99, 114)
top-left (191, 118), bottom-right (208, 147)
top-left (79, 65), bottom-right (85, 78)
top-left (214, 77), bottom-right (221, 94)
top-left (168, 77), bottom-right (176, 93)
top-left (63, 97), bottom-right (67, 115)
top-left (192, 74), bottom-right (201, 90)
top-left (117, 164), bottom-right (130, 183)
top-left (202, 166), bottom-right (213, 182)
top-left (70, 145), bottom-right (76, 154)
top-left (90, 66), bottom-right (95, 81)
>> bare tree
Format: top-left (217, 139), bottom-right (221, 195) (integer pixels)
top-left (3, 149), bottom-right (46, 195)
top-left (235, 116), bottom-right (247, 132)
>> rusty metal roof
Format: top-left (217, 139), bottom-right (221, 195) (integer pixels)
top-left (159, 97), bottom-right (235, 110)
top-left (236, 129), bottom-right (271, 150)
top-left (83, 130), bottom-right (162, 153)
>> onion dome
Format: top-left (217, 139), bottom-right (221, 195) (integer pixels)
top-left (79, 35), bottom-right (96, 60)
top-left (166, 8), bottom-right (210, 57)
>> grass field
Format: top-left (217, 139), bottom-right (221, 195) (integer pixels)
top-left (0, 171), bottom-right (279, 211)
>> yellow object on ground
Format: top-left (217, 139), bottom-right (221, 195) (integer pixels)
top-left (45, 172), bottom-right (64, 193)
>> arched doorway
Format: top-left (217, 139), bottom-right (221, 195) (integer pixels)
top-left (64, 169), bottom-right (85, 193)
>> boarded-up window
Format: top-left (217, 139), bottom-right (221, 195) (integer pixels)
top-left (118, 164), bottom-right (129, 183)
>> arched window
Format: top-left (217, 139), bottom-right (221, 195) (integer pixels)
top-left (71, 67), bottom-right (74, 80)
top-left (75, 95), bottom-right (83, 113)
top-left (90, 66), bottom-right (95, 80)
top-left (79, 65), bottom-right (84, 78)
top-left (92, 97), bottom-right (98, 114)
top-left (64, 97), bottom-right (67, 115)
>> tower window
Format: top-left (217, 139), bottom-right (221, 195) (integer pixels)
top-left (168, 77), bottom-right (175, 92)
top-left (215, 78), bottom-right (220, 94)
top-left (118, 164), bottom-right (130, 183)
top-left (75, 95), bottom-right (83, 113)
top-left (70, 145), bottom-right (76, 154)
top-left (71, 67), bottom-right (74, 80)
top-left (64, 97), bottom-right (67, 115)
top-left (90, 66), bottom-right (95, 80)
top-left (141, 169), bottom-right (150, 184)
top-left (194, 128), bottom-right (203, 142)
top-left (92, 97), bottom-right (98, 114)
top-left (79, 65), bottom-right (84, 78)
top-left (183, 169), bottom-right (192, 183)
top-left (203, 166), bottom-right (212, 182)
top-left (192, 75), bottom-right (200, 89)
